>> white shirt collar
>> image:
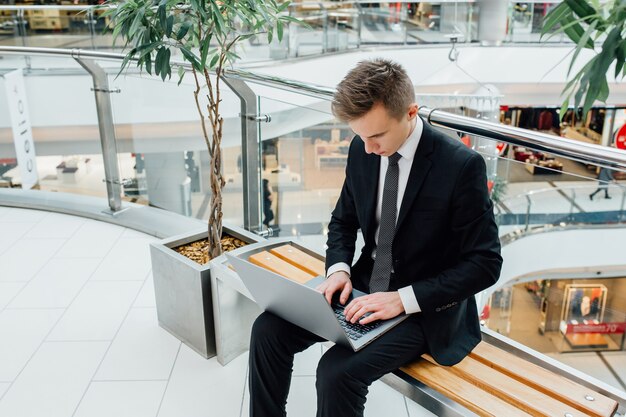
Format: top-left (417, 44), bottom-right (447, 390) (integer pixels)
top-left (394, 115), bottom-right (423, 162)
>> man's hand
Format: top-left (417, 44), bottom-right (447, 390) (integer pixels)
top-left (344, 292), bottom-right (405, 325)
top-left (316, 271), bottom-right (352, 305)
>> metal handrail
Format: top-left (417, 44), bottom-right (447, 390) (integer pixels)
top-left (0, 1), bottom-right (476, 12)
top-left (419, 107), bottom-right (626, 172)
top-left (0, 5), bottom-right (95, 11)
top-left (2, 45), bottom-right (626, 173)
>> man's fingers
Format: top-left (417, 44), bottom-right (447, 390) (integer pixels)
top-left (349, 303), bottom-right (374, 323)
top-left (339, 284), bottom-right (352, 305)
top-left (325, 287), bottom-right (334, 305)
top-left (359, 311), bottom-right (380, 325)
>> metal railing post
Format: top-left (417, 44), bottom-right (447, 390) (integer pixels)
top-left (569, 189), bottom-right (576, 222)
top-left (16, 9), bottom-right (30, 69)
top-left (86, 9), bottom-right (97, 50)
top-left (221, 77), bottom-right (262, 232)
top-left (355, 3), bottom-right (362, 49)
top-left (321, 2), bottom-right (328, 53)
top-left (524, 195), bottom-right (531, 231)
top-left (73, 56), bottom-right (123, 212)
top-left (620, 186), bottom-right (626, 223)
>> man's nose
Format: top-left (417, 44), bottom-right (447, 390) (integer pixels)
top-left (363, 140), bottom-right (377, 154)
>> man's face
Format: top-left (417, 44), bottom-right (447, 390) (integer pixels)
top-left (348, 102), bottom-right (418, 157)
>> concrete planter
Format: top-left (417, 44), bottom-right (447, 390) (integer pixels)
top-left (149, 224), bottom-right (263, 359)
top-left (208, 239), bottom-right (279, 364)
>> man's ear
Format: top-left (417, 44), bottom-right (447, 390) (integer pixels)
top-left (407, 103), bottom-right (419, 120)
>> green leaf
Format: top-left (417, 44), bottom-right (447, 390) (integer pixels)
top-left (225, 50), bottom-right (240, 61)
top-left (238, 33), bottom-right (255, 41)
top-left (200, 34), bottom-right (211, 68)
top-left (559, 98), bottom-right (570, 121)
top-left (267, 28), bottom-right (273, 44)
top-left (155, 46), bottom-right (165, 76)
top-left (164, 48), bottom-right (172, 80)
top-left (128, 7), bottom-right (145, 39)
top-left (158, 4), bottom-right (167, 33)
top-left (136, 41), bottom-right (159, 56)
top-left (209, 0), bottom-right (226, 33)
top-left (180, 46), bottom-right (201, 69)
top-left (568, 20), bottom-right (597, 76)
top-left (145, 53), bottom-right (152, 74)
top-left (177, 65), bottom-right (186, 86)
top-left (574, 75), bottom-right (587, 108)
top-left (616, 41), bottom-right (626, 78)
top-left (598, 77), bottom-right (610, 102)
top-left (166, 15), bottom-right (174, 37)
top-left (560, 12), bottom-right (595, 48)
top-left (209, 52), bottom-right (220, 69)
top-left (582, 81), bottom-right (599, 115)
top-left (177, 21), bottom-right (191, 40)
top-left (541, 2), bottom-right (571, 37)
top-left (280, 14), bottom-right (311, 29)
top-left (564, 0), bottom-right (605, 31)
top-left (115, 52), bottom-right (133, 79)
top-left (278, 1), bottom-right (290, 13)
top-left (565, 0), bottom-right (596, 20)
top-left (189, 0), bottom-right (208, 20)
top-left (276, 20), bottom-right (283, 42)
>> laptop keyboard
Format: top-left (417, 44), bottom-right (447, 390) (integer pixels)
top-left (332, 304), bottom-right (382, 341)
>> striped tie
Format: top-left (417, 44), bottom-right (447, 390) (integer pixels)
top-left (369, 152), bottom-right (401, 293)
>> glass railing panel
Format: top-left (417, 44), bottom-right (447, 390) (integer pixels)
top-left (462, 132), bottom-right (626, 236)
top-left (256, 92), bottom-right (340, 247)
top-left (0, 10), bottom-right (18, 45)
top-left (104, 68), bottom-right (245, 226)
top-left (357, 4), bottom-right (409, 45)
top-left (483, 277), bottom-right (626, 391)
top-left (404, 2), bottom-right (478, 44)
top-left (0, 6), bottom-right (116, 51)
top-left (287, 3), bottom-right (354, 57)
top-left (0, 54), bottom-right (110, 198)
top-left (504, 1), bottom-right (588, 44)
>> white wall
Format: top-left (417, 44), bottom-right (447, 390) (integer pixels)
top-left (500, 228), bottom-right (626, 285)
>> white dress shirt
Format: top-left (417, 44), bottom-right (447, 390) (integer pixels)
top-left (326, 116), bottom-right (424, 314)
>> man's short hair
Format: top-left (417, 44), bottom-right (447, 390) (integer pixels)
top-left (332, 59), bottom-right (415, 122)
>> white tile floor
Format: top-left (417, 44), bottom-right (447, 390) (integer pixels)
top-left (0, 208), bottom-right (438, 417)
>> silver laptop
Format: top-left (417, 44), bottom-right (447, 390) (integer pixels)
top-left (226, 250), bottom-right (408, 351)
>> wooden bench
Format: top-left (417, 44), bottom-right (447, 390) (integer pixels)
top-left (248, 243), bottom-right (622, 417)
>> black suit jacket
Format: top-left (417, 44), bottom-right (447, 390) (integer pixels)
top-left (325, 119), bottom-right (503, 366)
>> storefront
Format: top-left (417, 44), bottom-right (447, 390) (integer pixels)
top-left (484, 277), bottom-right (626, 354)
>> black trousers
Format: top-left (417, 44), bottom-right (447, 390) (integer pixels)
top-left (248, 311), bottom-right (427, 417)
top-left (590, 182), bottom-right (610, 199)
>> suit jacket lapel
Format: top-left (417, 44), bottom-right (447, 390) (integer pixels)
top-left (396, 122), bottom-right (435, 231)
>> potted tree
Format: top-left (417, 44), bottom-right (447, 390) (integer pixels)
top-left (104, 0), bottom-right (301, 358)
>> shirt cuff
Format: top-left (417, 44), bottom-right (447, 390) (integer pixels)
top-left (398, 286), bottom-right (421, 314)
top-left (326, 262), bottom-right (351, 279)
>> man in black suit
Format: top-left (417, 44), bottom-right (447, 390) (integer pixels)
top-left (249, 59), bottom-right (503, 417)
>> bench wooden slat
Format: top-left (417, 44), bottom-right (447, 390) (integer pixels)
top-left (248, 251), bottom-right (315, 284)
top-left (269, 245), bottom-right (326, 277)
top-left (401, 360), bottom-right (533, 417)
top-left (422, 354), bottom-right (589, 417)
top-left (470, 342), bottom-right (618, 417)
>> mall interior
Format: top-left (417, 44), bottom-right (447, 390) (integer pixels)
top-left (1, 1), bottom-right (626, 416)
